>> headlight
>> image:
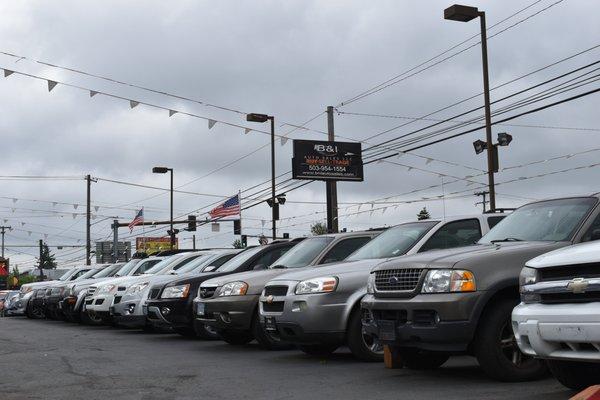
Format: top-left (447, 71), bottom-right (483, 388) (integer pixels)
top-left (295, 276), bottom-right (338, 295)
top-left (98, 284), bottom-right (116, 294)
top-left (421, 270), bottom-right (476, 293)
top-left (161, 284), bottom-right (190, 299)
top-left (519, 267), bottom-right (539, 289)
top-left (218, 282), bottom-right (248, 297)
top-left (126, 282), bottom-right (149, 295)
top-left (366, 273), bottom-right (375, 294)
top-left (21, 286), bottom-right (33, 294)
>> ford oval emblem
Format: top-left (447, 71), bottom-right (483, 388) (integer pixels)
top-left (389, 276), bottom-right (400, 285)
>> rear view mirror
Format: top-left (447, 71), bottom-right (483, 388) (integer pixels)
top-left (203, 265), bottom-right (217, 273)
top-left (253, 264), bottom-right (266, 271)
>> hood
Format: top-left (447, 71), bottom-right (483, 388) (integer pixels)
top-left (527, 241), bottom-right (600, 269)
top-left (201, 267), bottom-right (312, 295)
top-left (21, 280), bottom-right (58, 291)
top-left (159, 270), bottom-right (235, 288)
top-left (89, 275), bottom-right (143, 289)
top-left (266, 259), bottom-right (385, 283)
top-left (372, 242), bottom-right (568, 271)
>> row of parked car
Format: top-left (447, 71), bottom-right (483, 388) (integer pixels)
top-left (10, 195), bottom-right (600, 390)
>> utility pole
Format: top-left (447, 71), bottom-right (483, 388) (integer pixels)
top-left (85, 174), bottom-right (95, 265)
top-left (0, 226), bottom-right (11, 259)
top-left (475, 191), bottom-right (489, 213)
top-left (192, 234), bottom-right (196, 250)
top-left (38, 239), bottom-right (43, 280)
top-left (326, 106), bottom-right (339, 233)
top-left (112, 219), bottom-right (119, 263)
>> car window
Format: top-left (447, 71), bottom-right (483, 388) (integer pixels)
top-left (208, 253), bottom-right (238, 269)
top-left (70, 269), bottom-right (90, 280)
top-left (419, 219), bottom-right (482, 252)
top-left (92, 264), bottom-right (122, 278)
top-left (135, 259), bottom-right (163, 274)
top-left (270, 237), bottom-right (334, 268)
top-left (114, 259), bottom-right (141, 277)
top-left (319, 237), bottom-right (372, 264)
top-left (217, 247), bottom-right (265, 272)
top-left (487, 216), bottom-right (505, 229)
top-left (581, 212), bottom-right (600, 242)
top-left (79, 269), bottom-right (101, 279)
top-left (250, 245), bottom-right (293, 269)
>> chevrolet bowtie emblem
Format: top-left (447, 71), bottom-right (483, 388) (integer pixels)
top-left (266, 295), bottom-right (274, 304)
top-left (567, 278), bottom-right (589, 294)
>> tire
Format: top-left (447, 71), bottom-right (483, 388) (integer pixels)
top-left (298, 344), bottom-right (339, 357)
top-left (346, 309), bottom-right (383, 362)
top-left (547, 360), bottom-right (600, 390)
top-left (80, 311), bottom-right (103, 326)
top-left (474, 298), bottom-right (547, 382)
top-left (251, 311), bottom-right (293, 351)
top-left (219, 330), bottom-right (254, 345)
top-left (194, 323), bottom-right (220, 340)
top-left (395, 348), bottom-right (449, 370)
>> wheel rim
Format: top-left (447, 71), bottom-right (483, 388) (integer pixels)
top-left (362, 331), bottom-right (383, 355)
top-left (499, 319), bottom-right (527, 367)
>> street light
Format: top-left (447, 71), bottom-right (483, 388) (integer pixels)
top-left (471, 132), bottom-right (513, 172)
top-left (246, 112), bottom-right (277, 240)
top-left (152, 166), bottom-right (174, 249)
top-left (445, 4), bottom-right (497, 211)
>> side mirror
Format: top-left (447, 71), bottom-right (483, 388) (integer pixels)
top-left (253, 264), bottom-right (266, 271)
top-left (591, 229), bottom-right (600, 241)
top-left (203, 265), bottom-right (217, 273)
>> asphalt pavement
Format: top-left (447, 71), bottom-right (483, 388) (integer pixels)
top-left (0, 317), bottom-right (574, 400)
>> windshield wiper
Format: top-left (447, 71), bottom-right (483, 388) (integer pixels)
top-left (270, 265), bottom-right (287, 269)
top-left (490, 237), bottom-right (523, 243)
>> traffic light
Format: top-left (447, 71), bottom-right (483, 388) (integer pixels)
top-left (233, 220), bottom-right (241, 235)
top-left (241, 235), bottom-right (247, 248)
top-left (167, 229), bottom-right (180, 236)
top-left (187, 215), bottom-right (197, 231)
top-left (282, 233), bottom-right (289, 239)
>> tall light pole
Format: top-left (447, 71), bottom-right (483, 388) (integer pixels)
top-left (0, 226), bottom-right (11, 259)
top-left (444, 4), bottom-right (496, 211)
top-left (246, 113), bottom-right (277, 240)
top-left (152, 166), bottom-right (174, 249)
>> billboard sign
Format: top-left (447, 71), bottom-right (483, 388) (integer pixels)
top-left (136, 237), bottom-right (178, 254)
top-left (292, 140), bottom-right (363, 181)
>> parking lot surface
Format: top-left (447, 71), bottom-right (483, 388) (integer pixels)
top-left (1, 317), bottom-right (573, 400)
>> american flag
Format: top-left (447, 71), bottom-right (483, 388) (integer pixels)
top-left (128, 208), bottom-right (144, 233)
top-left (209, 194), bottom-right (241, 219)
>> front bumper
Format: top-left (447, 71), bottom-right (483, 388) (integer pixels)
top-left (195, 295), bottom-right (258, 332)
top-left (146, 298), bottom-right (191, 328)
top-left (512, 302), bottom-right (600, 362)
top-left (86, 293), bottom-right (115, 313)
top-left (110, 294), bottom-right (148, 328)
top-left (258, 281), bottom-right (349, 345)
top-left (361, 292), bottom-right (481, 352)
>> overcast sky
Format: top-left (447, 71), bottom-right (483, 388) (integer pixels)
top-left (1, 0), bottom-right (599, 270)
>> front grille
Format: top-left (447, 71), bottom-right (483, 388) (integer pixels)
top-left (262, 302), bottom-right (284, 313)
top-left (541, 292), bottom-right (600, 304)
top-left (372, 309), bottom-right (408, 324)
top-left (540, 263), bottom-right (600, 282)
top-left (264, 285), bottom-right (288, 297)
top-left (117, 286), bottom-right (127, 292)
top-left (199, 286), bottom-right (217, 299)
top-left (87, 287), bottom-right (97, 296)
top-left (148, 288), bottom-right (161, 300)
top-left (412, 310), bottom-right (437, 326)
top-left (375, 269), bottom-right (424, 292)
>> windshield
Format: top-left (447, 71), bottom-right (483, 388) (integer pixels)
top-left (78, 269), bottom-right (98, 279)
top-left (175, 254), bottom-right (213, 273)
top-left (92, 264), bottom-right (122, 278)
top-left (217, 247), bottom-right (263, 272)
top-left (480, 197), bottom-right (597, 243)
top-left (145, 255), bottom-right (184, 274)
top-left (58, 269), bottom-right (78, 281)
top-left (347, 221), bottom-right (438, 261)
top-left (270, 237), bottom-right (333, 268)
top-left (114, 259), bottom-right (141, 277)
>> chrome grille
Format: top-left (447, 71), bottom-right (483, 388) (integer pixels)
top-left (87, 287), bottom-right (97, 297)
top-left (375, 269), bottom-right (424, 292)
top-left (264, 285), bottom-right (288, 297)
top-left (199, 286), bottom-right (217, 299)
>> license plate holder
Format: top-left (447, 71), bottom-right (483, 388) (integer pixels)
top-left (196, 302), bottom-right (205, 316)
top-left (264, 316), bottom-right (277, 332)
top-left (378, 320), bottom-right (397, 341)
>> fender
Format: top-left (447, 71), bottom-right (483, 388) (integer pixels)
top-left (470, 277), bottom-right (519, 323)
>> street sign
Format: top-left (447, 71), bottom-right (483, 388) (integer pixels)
top-left (292, 140), bottom-right (363, 181)
top-left (135, 237), bottom-right (177, 255)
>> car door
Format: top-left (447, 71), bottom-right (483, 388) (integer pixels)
top-left (418, 219), bottom-right (482, 252)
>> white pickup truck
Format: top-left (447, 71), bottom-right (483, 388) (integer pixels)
top-left (513, 240), bottom-right (600, 390)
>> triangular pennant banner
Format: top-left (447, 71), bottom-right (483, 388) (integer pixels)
top-left (397, 151), bottom-right (404, 158)
top-left (3, 69), bottom-right (14, 78)
top-left (72, 213), bottom-right (77, 219)
top-left (130, 100), bottom-right (139, 109)
top-left (21, 222), bottom-right (25, 226)
top-left (244, 128), bottom-right (251, 135)
top-left (425, 158), bottom-right (433, 165)
top-left (73, 204), bottom-right (78, 210)
top-left (52, 202), bottom-right (57, 207)
top-left (27, 231), bottom-right (31, 236)
top-left (12, 198), bottom-right (17, 203)
top-left (47, 80), bottom-right (58, 92)
top-left (280, 137), bottom-right (288, 146)
top-left (89, 90), bottom-right (98, 97)
top-left (3, 219), bottom-right (7, 223)
top-left (94, 206), bottom-right (99, 212)
top-left (208, 119), bottom-right (217, 129)
top-left (169, 110), bottom-right (177, 117)
top-left (92, 214), bottom-right (97, 220)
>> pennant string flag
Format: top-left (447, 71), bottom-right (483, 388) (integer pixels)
top-left (89, 90), bottom-right (98, 97)
top-left (47, 80), bottom-right (58, 92)
top-left (244, 128), bottom-right (251, 135)
top-left (130, 100), bottom-right (139, 109)
top-left (169, 109), bottom-right (177, 117)
top-left (3, 69), bottom-right (14, 77)
top-left (208, 119), bottom-right (217, 129)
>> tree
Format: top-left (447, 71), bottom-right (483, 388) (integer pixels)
top-left (232, 239), bottom-right (244, 249)
top-left (417, 207), bottom-right (431, 221)
top-left (311, 222), bottom-right (328, 236)
top-left (38, 243), bottom-right (57, 269)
